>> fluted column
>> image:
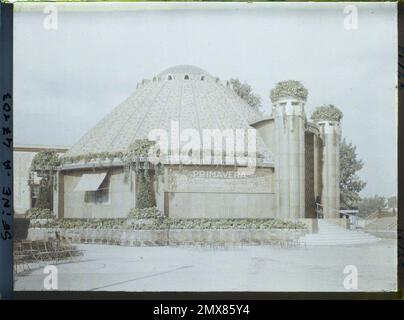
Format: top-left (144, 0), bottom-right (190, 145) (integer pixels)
top-left (273, 98), bottom-right (306, 218)
top-left (318, 121), bottom-right (341, 218)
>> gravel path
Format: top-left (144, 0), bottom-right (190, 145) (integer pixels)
top-left (14, 240), bottom-right (397, 292)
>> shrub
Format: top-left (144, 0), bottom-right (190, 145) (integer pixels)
top-left (270, 80), bottom-right (308, 103)
top-left (25, 208), bottom-right (53, 219)
top-left (163, 218), bottom-right (306, 230)
top-left (29, 210), bottom-right (306, 231)
top-left (128, 207), bottom-right (163, 219)
top-left (310, 104), bottom-right (343, 122)
top-left (30, 218), bottom-right (127, 229)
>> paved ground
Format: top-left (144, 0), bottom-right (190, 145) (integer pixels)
top-left (14, 240), bottom-right (397, 292)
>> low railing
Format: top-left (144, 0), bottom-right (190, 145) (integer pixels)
top-left (340, 210), bottom-right (359, 229)
top-left (315, 203), bottom-right (324, 219)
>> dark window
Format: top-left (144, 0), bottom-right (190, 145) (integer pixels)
top-left (85, 176), bottom-right (110, 204)
top-left (201, 76), bottom-right (205, 81)
top-left (31, 185), bottom-right (40, 198)
top-left (184, 75), bottom-right (189, 80)
top-left (168, 75), bottom-right (173, 80)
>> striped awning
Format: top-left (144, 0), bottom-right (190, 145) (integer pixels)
top-left (74, 172), bottom-right (107, 192)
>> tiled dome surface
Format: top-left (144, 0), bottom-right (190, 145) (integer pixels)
top-left (66, 65), bottom-right (269, 158)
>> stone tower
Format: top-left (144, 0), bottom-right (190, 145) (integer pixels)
top-left (271, 81), bottom-right (307, 219)
top-left (317, 120), bottom-right (341, 218)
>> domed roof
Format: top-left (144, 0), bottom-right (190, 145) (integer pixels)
top-left (158, 65), bottom-right (212, 78)
top-left (66, 65), bottom-right (270, 159)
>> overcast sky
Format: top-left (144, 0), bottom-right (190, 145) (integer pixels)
top-left (13, 2), bottom-right (397, 197)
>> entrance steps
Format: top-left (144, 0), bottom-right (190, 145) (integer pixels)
top-left (300, 220), bottom-right (380, 246)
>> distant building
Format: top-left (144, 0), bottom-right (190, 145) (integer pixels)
top-left (55, 65), bottom-right (341, 220)
top-left (14, 144), bottom-right (69, 214)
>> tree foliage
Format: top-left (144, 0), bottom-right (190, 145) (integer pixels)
top-left (230, 78), bottom-right (262, 110)
top-left (311, 104), bottom-right (343, 122)
top-left (387, 196), bottom-right (397, 209)
top-left (270, 80), bottom-right (308, 103)
top-left (339, 139), bottom-right (366, 209)
top-left (358, 195), bottom-right (386, 217)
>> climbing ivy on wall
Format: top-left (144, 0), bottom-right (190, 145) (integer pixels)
top-left (135, 172), bottom-right (156, 209)
top-left (62, 151), bottom-right (123, 164)
top-left (62, 139), bottom-right (157, 165)
top-left (125, 139), bottom-right (156, 160)
top-left (30, 150), bottom-right (61, 210)
top-left (125, 139), bottom-right (158, 209)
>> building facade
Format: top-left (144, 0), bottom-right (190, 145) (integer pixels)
top-left (14, 145), bottom-right (69, 214)
top-left (54, 65), bottom-right (341, 220)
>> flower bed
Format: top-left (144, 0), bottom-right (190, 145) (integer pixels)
top-left (27, 227), bottom-right (307, 247)
top-left (25, 208), bottom-right (53, 219)
top-left (30, 218), bottom-right (127, 229)
top-left (27, 206), bottom-right (308, 246)
top-left (128, 206), bottom-right (162, 219)
top-left (30, 217), bottom-right (306, 231)
top-left (30, 207), bottom-right (307, 235)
